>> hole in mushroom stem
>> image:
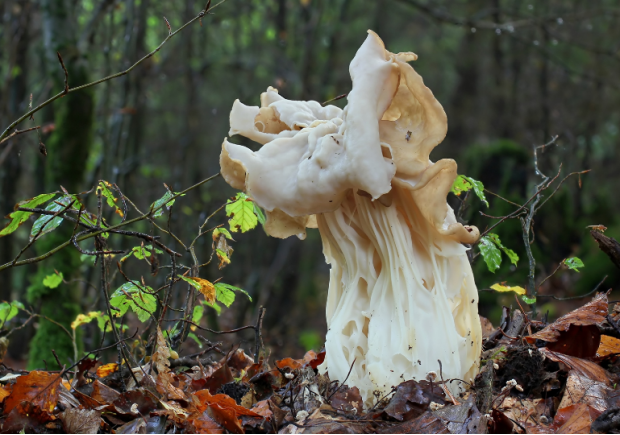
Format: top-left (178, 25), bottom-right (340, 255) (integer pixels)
top-left (372, 251), bottom-right (382, 275)
top-left (421, 279), bottom-right (429, 290)
top-left (342, 320), bottom-right (357, 338)
top-left (362, 317), bottom-right (370, 338)
top-left (380, 143), bottom-right (393, 159)
top-left (356, 189), bottom-right (372, 199)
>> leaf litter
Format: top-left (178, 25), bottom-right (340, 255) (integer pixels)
top-left (2, 293), bottom-right (620, 433)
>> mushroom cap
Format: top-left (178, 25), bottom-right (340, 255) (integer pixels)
top-left (220, 30), bottom-right (478, 244)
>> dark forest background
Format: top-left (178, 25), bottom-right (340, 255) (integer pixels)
top-left (1, 0), bottom-right (619, 367)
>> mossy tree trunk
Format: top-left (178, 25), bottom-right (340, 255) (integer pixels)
top-left (27, 0), bottom-right (94, 370)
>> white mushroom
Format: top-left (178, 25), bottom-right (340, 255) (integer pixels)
top-left (220, 31), bottom-right (481, 406)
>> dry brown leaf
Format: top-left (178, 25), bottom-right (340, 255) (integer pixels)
top-left (183, 276), bottom-right (216, 303)
top-left (527, 292), bottom-right (608, 343)
top-left (91, 380), bottom-right (121, 404)
top-left (539, 348), bottom-right (612, 385)
top-left (0, 385), bottom-right (11, 403)
top-left (96, 363), bottom-right (118, 378)
top-left (275, 357), bottom-right (304, 371)
top-left (153, 327), bottom-right (171, 374)
top-left (558, 372), bottom-right (610, 412)
top-left (59, 408), bottom-right (102, 434)
top-left (597, 335), bottom-right (620, 357)
top-left (4, 370), bottom-right (62, 414)
top-left (552, 403), bottom-right (602, 434)
top-left (194, 388), bottom-right (262, 433)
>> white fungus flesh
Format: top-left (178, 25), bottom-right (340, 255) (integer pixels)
top-left (220, 30), bottom-right (482, 406)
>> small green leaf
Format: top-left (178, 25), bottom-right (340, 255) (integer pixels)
top-left (150, 189), bottom-right (183, 218)
top-left (0, 301), bottom-right (24, 325)
top-left (187, 332), bottom-right (203, 348)
top-left (0, 193), bottom-right (56, 237)
top-left (214, 282), bottom-right (252, 308)
top-left (253, 203), bottom-right (266, 225)
top-left (204, 300), bottom-right (222, 315)
top-left (213, 227), bottom-right (233, 240)
top-left (563, 257), bottom-right (584, 272)
top-left (192, 305), bottom-right (204, 324)
top-left (479, 236), bottom-right (502, 273)
top-left (226, 192), bottom-right (258, 233)
top-left (120, 245), bottom-right (163, 262)
top-left (521, 295), bottom-right (537, 304)
top-left (43, 272), bottom-right (64, 289)
top-left (110, 282), bottom-right (157, 322)
top-left (487, 233), bottom-right (519, 266)
top-left (464, 176), bottom-right (488, 207)
top-left (450, 175), bottom-right (473, 196)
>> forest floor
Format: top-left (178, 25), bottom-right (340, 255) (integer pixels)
top-left (0, 292), bottom-right (619, 434)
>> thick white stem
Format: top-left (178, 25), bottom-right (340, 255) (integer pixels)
top-left (318, 186), bottom-right (481, 406)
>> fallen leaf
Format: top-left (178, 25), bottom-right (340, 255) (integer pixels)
top-left (187, 411), bottom-right (225, 433)
top-left (0, 385), bottom-right (11, 403)
top-left (551, 403), bottom-right (602, 434)
top-left (433, 396), bottom-right (487, 434)
top-left (330, 385), bottom-right (364, 415)
top-left (592, 408), bottom-right (620, 433)
top-left (275, 357), bottom-right (304, 371)
top-left (558, 372), bottom-right (609, 412)
top-left (2, 402), bottom-right (58, 433)
top-left (227, 349), bottom-right (254, 373)
top-left (4, 370), bottom-right (62, 414)
top-left (383, 380), bottom-right (445, 422)
top-left (91, 380), bottom-right (121, 404)
top-left (194, 388), bottom-right (262, 433)
top-left (59, 408), bottom-right (102, 434)
top-left (153, 327), bottom-right (171, 375)
top-left (527, 292), bottom-right (607, 352)
top-left (204, 362), bottom-right (234, 394)
top-left (488, 409), bottom-right (514, 434)
top-left (539, 348), bottom-right (612, 385)
top-left (115, 418), bottom-right (146, 434)
top-left (96, 363), bottom-right (118, 378)
top-left (597, 335), bottom-right (620, 357)
top-left (380, 411), bottom-right (449, 434)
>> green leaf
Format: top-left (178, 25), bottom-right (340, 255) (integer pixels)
top-left (110, 282), bottom-right (157, 322)
top-left (479, 236), bottom-right (502, 273)
top-left (120, 245), bottom-right (163, 262)
top-left (213, 227), bottom-right (233, 240)
top-left (521, 295), bottom-right (537, 304)
top-left (486, 233), bottom-right (519, 266)
top-left (30, 195), bottom-right (78, 241)
top-left (226, 192), bottom-right (258, 233)
top-left (0, 193), bottom-right (56, 237)
top-left (192, 305), bottom-right (204, 324)
top-left (203, 300), bottom-right (222, 315)
top-left (450, 175), bottom-right (472, 196)
top-left (43, 272), bottom-right (64, 289)
top-left (464, 176), bottom-right (489, 207)
top-left (253, 203), bottom-right (266, 225)
top-left (150, 189), bottom-right (183, 218)
top-left (563, 257), bottom-right (584, 272)
top-left (0, 301), bottom-right (24, 325)
top-left (450, 175), bottom-right (488, 207)
top-left (187, 332), bottom-right (203, 348)
top-left (214, 282), bottom-right (252, 308)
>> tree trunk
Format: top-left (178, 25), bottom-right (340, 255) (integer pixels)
top-left (27, 0), bottom-right (94, 369)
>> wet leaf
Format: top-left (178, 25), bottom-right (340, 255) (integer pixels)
top-left (120, 245), bottom-right (163, 262)
top-left (331, 385), bottom-right (363, 415)
top-left (226, 192), bottom-right (258, 233)
top-left (4, 370), bottom-right (62, 414)
top-left (2, 402), bottom-right (58, 433)
top-left (204, 363), bottom-right (234, 394)
top-left (150, 188), bottom-right (183, 218)
top-left (558, 372), bottom-right (609, 412)
top-left (380, 411), bottom-right (449, 434)
top-left (433, 396), bottom-right (487, 434)
top-left (96, 181), bottom-right (123, 217)
top-left (486, 233), bottom-right (518, 265)
top-left (0, 193), bottom-right (56, 237)
top-left (539, 348), bottom-right (612, 385)
top-left (479, 236), bottom-right (502, 273)
top-left (597, 335), bottom-right (620, 357)
top-left (91, 380), bottom-right (121, 404)
top-left (551, 403), bottom-right (602, 434)
top-left (29, 195), bottom-right (77, 240)
top-left (526, 293), bottom-right (608, 357)
top-left (181, 276), bottom-right (216, 304)
top-left (153, 327), bottom-right (171, 375)
top-left (275, 357), bottom-right (304, 371)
